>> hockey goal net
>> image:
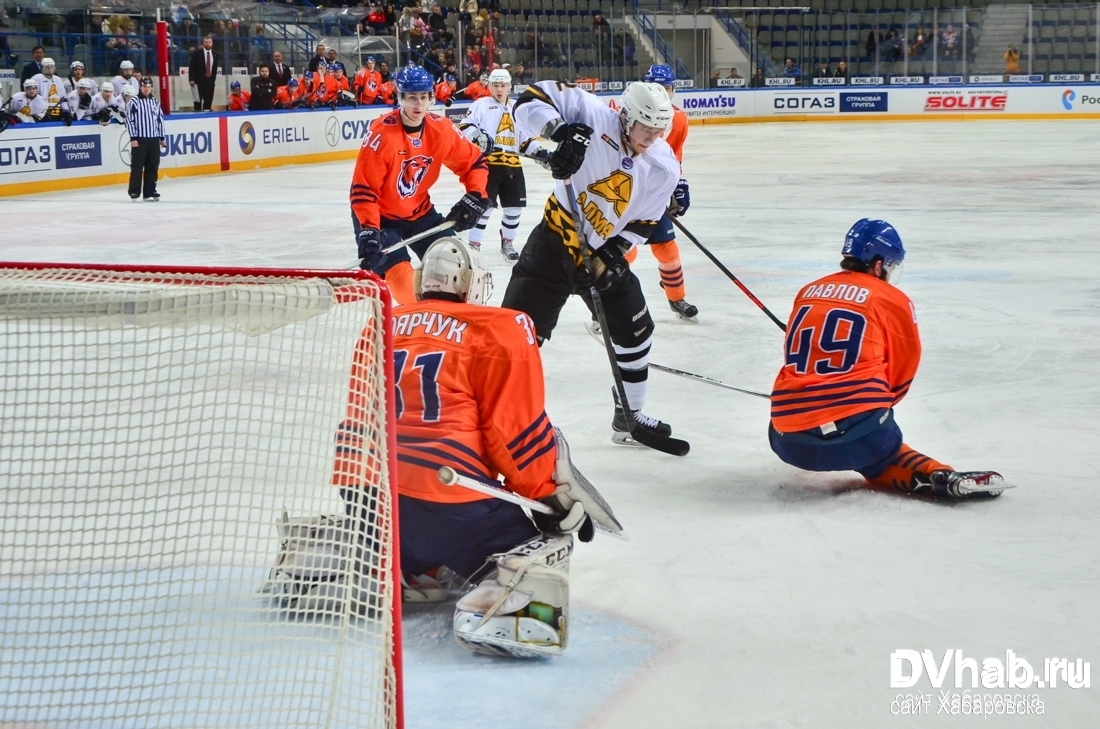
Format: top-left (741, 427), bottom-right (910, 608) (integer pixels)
top-left (0, 263), bottom-right (402, 729)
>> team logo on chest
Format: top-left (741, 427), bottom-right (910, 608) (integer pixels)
top-left (496, 112), bottom-right (515, 135)
top-left (587, 170), bottom-right (633, 216)
top-left (397, 155), bottom-right (433, 198)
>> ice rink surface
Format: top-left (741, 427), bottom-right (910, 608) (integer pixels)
top-left (5, 118), bottom-right (1100, 727)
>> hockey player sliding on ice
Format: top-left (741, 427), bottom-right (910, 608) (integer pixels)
top-left (504, 80), bottom-right (682, 447)
top-left (769, 219), bottom-right (1009, 499)
top-left (349, 64), bottom-right (490, 305)
top-left (338, 238), bottom-right (621, 657)
top-left (457, 67), bottom-right (544, 261)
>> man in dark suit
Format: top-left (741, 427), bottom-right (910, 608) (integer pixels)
top-left (21, 45), bottom-right (44, 83)
top-left (269, 50), bottom-right (292, 87)
top-left (188, 35), bottom-right (218, 111)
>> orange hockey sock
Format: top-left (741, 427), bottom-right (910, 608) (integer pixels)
top-left (651, 240), bottom-right (686, 301)
top-left (624, 246), bottom-right (639, 264)
top-left (384, 261), bottom-right (416, 306)
top-left (867, 444), bottom-right (952, 493)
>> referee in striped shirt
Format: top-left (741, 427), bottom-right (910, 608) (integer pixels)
top-left (126, 77), bottom-right (166, 202)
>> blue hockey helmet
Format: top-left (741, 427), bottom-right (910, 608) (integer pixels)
top-left (288, 77), bottom-right (299, 87)
top-left (842, 218), bottom-right (905, 270)
top-left (230, 80), bottom-right (241, 90)
top-left (366, 55), bottom-right (376, 64)
top-left (304, 71), bottom-right (314, 81)
top-left (644, 63), bottom-right (676, 87)
top-left (395, 64), bottom-right (434, 95)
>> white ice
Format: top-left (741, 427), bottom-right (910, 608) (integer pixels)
top-left (4, 119), bottom-right (1099, 727)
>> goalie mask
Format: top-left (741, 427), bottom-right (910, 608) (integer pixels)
top-left (415, 237), bottom-right (493, 305)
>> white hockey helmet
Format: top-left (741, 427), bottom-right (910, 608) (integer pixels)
top-left (120, 60), bottom-right (135, 71)
top-left (42, 57), bottom-right (56, 70)
top-left (121, 84), bottom-right (137, 97)
top-left (23, 79), bottom-right (39, 91)
top-left (619, 81), bottom-right (673, 132)
top-left (71, 60), bottom-right (85, 70)
top-left (487, 68), bottom-right (511, 86)
top-left (415, 237), bottom-right (493, 305)
top-left (77, 78), bottom-right (94, 90)
top-left (100, 82), bottom-right (113, 94)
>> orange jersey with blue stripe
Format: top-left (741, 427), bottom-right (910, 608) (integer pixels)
top-left (387, 299), bottom-right (556, 503)
top-left (350, 110), bottom-right (488, 229)
top-left (664, 106), bottom-right (688, 164)
top-left (770, 270), bottom-right (921, 433)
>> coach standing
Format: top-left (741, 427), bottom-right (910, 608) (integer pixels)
top-left (188, 35), bottom-right (218, 112)
top-left (126, 77), bottom-right (166, 202)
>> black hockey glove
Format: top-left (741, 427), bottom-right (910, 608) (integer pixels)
top-left (669, 178), bottom-right (690, 217)
top-left (533, 500), bottom-right (594, 542)
top-left (356, 227), bottom-right (400, 270)
top-left (446, 192), bottom-right (491, 232)
top-left (61, 109), bottom-right (72, 127)
top-left (590, 236), bottom-right (632, 291)
top-left (546, 121), bottom-right (593, 179)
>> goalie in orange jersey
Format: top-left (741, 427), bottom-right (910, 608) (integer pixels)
top-left (349, 65), bottom-right (490, 305)
top-left (768, 219), bottom-right (1009, 500)
top-left (330, 237), bottom-right (622, 658)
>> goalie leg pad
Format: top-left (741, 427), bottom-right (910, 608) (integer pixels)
top-left (453, 535), bottom-right (572, 658)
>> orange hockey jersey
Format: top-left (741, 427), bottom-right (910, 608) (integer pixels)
top-left (320, 74), bottom-right (349, 104)
top-left (355, 68), bottom-right (383, 104)
top-left (389, 300), bottom-right (557, 503)
top-left (460, 80), bottom-right (491, 101)
top-left (274, 84), bottom-right (302, 108)
top-left (350, 109), bottom-right (488, 229)
top-left (228, 90), bottom-right (250, 111)
top-left (664, 106), bottom-right (688, 164)
top-left (770, 270), bottom-right (921, 433)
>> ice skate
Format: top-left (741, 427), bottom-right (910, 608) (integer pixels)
top-left (668, 298), bottom-right (699, 321)
top-left (913, 470), bottom-right (1013, 499)
top-left (585, 315), bottom-right (602, 338)
top-left (612, 403), bottom-right (673, 447)
top-left (501, 233), bottom-right (519, 261)
top-left (402, 566), bottom-right (457, 603)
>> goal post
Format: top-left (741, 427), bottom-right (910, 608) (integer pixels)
top-left (0, 263), bottom-right (403, 729)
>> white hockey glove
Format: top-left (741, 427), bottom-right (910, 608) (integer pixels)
top-left (460, 124), bottom-right (494, 155)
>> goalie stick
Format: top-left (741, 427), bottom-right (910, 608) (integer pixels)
top-left (345, 220), bottom-right (457, 269)
top-left (562, 177), bottom-right (689, 457)
top-left (669, 217), bottom-right (788, 333)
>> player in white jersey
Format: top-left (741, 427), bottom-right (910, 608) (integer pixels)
top-left (503, 80), bottom-right (683, 443)
top-left (31, 58), bottom-right (72, 124)
top-left (64, 61), bottom-right (99, 96)
top-left (67, 79), bottom-right (98, 120)
top-left (456, 68), bottom-right (544, 261)
top-left (6, 79), bottom-right (49, 123)
top-left (112, 61), bottom-right (140, 99)
top-left (89, 83), bottom-right (124, 124)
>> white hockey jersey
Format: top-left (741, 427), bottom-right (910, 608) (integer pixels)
top-left (65, 76), bottom-right (100, 96)
top-left (67, 89), bottom-right (97, 120)
top-left (8, 92), bottom-right (49, 122)
top-left (513, 81), bottom-right (680, 255)
top-left (111, 75), bottom-right (140, 98)
top-left (90, 92), bottom-right (124, 122)
top-left (31, 73), bottom-right (70, 110)
top-left (459, 96), bottom-right (542, 169)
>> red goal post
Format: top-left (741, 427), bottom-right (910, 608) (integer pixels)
top-left (0, 262), bottom-right (403, 729)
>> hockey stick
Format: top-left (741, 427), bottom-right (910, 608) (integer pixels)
top-left (582, 325), bottom-right (769, 399)
top-left (437, 467), bottom-right (555, 514)
top-left (345, 220), bottom-right (456, 269)
top-left (669, 217), bottom-right (788, 333)
top-left (562, 177), bottom-right (689, 457)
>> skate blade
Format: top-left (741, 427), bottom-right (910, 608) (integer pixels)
top-left (957, 476), bottom-right (1015, 496)
top-left (673, 312), bottom-right (698, 323)
top-left (611, 430), bottom-right (647, 448)
top-left (585, 320), bottom-right (602, 338)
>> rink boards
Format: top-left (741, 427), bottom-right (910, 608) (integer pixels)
top-left (3, 82), bottom-right (1098, 197)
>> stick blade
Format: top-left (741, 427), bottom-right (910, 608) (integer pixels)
top-left (630, 426), bottom-right (691, 457)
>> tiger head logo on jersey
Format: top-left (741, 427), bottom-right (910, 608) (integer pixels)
top-left (397, 156), bottom-right (433, 198)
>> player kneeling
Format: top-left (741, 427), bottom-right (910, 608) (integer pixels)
top-left (768, 219), bottom-right (1010, 500)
